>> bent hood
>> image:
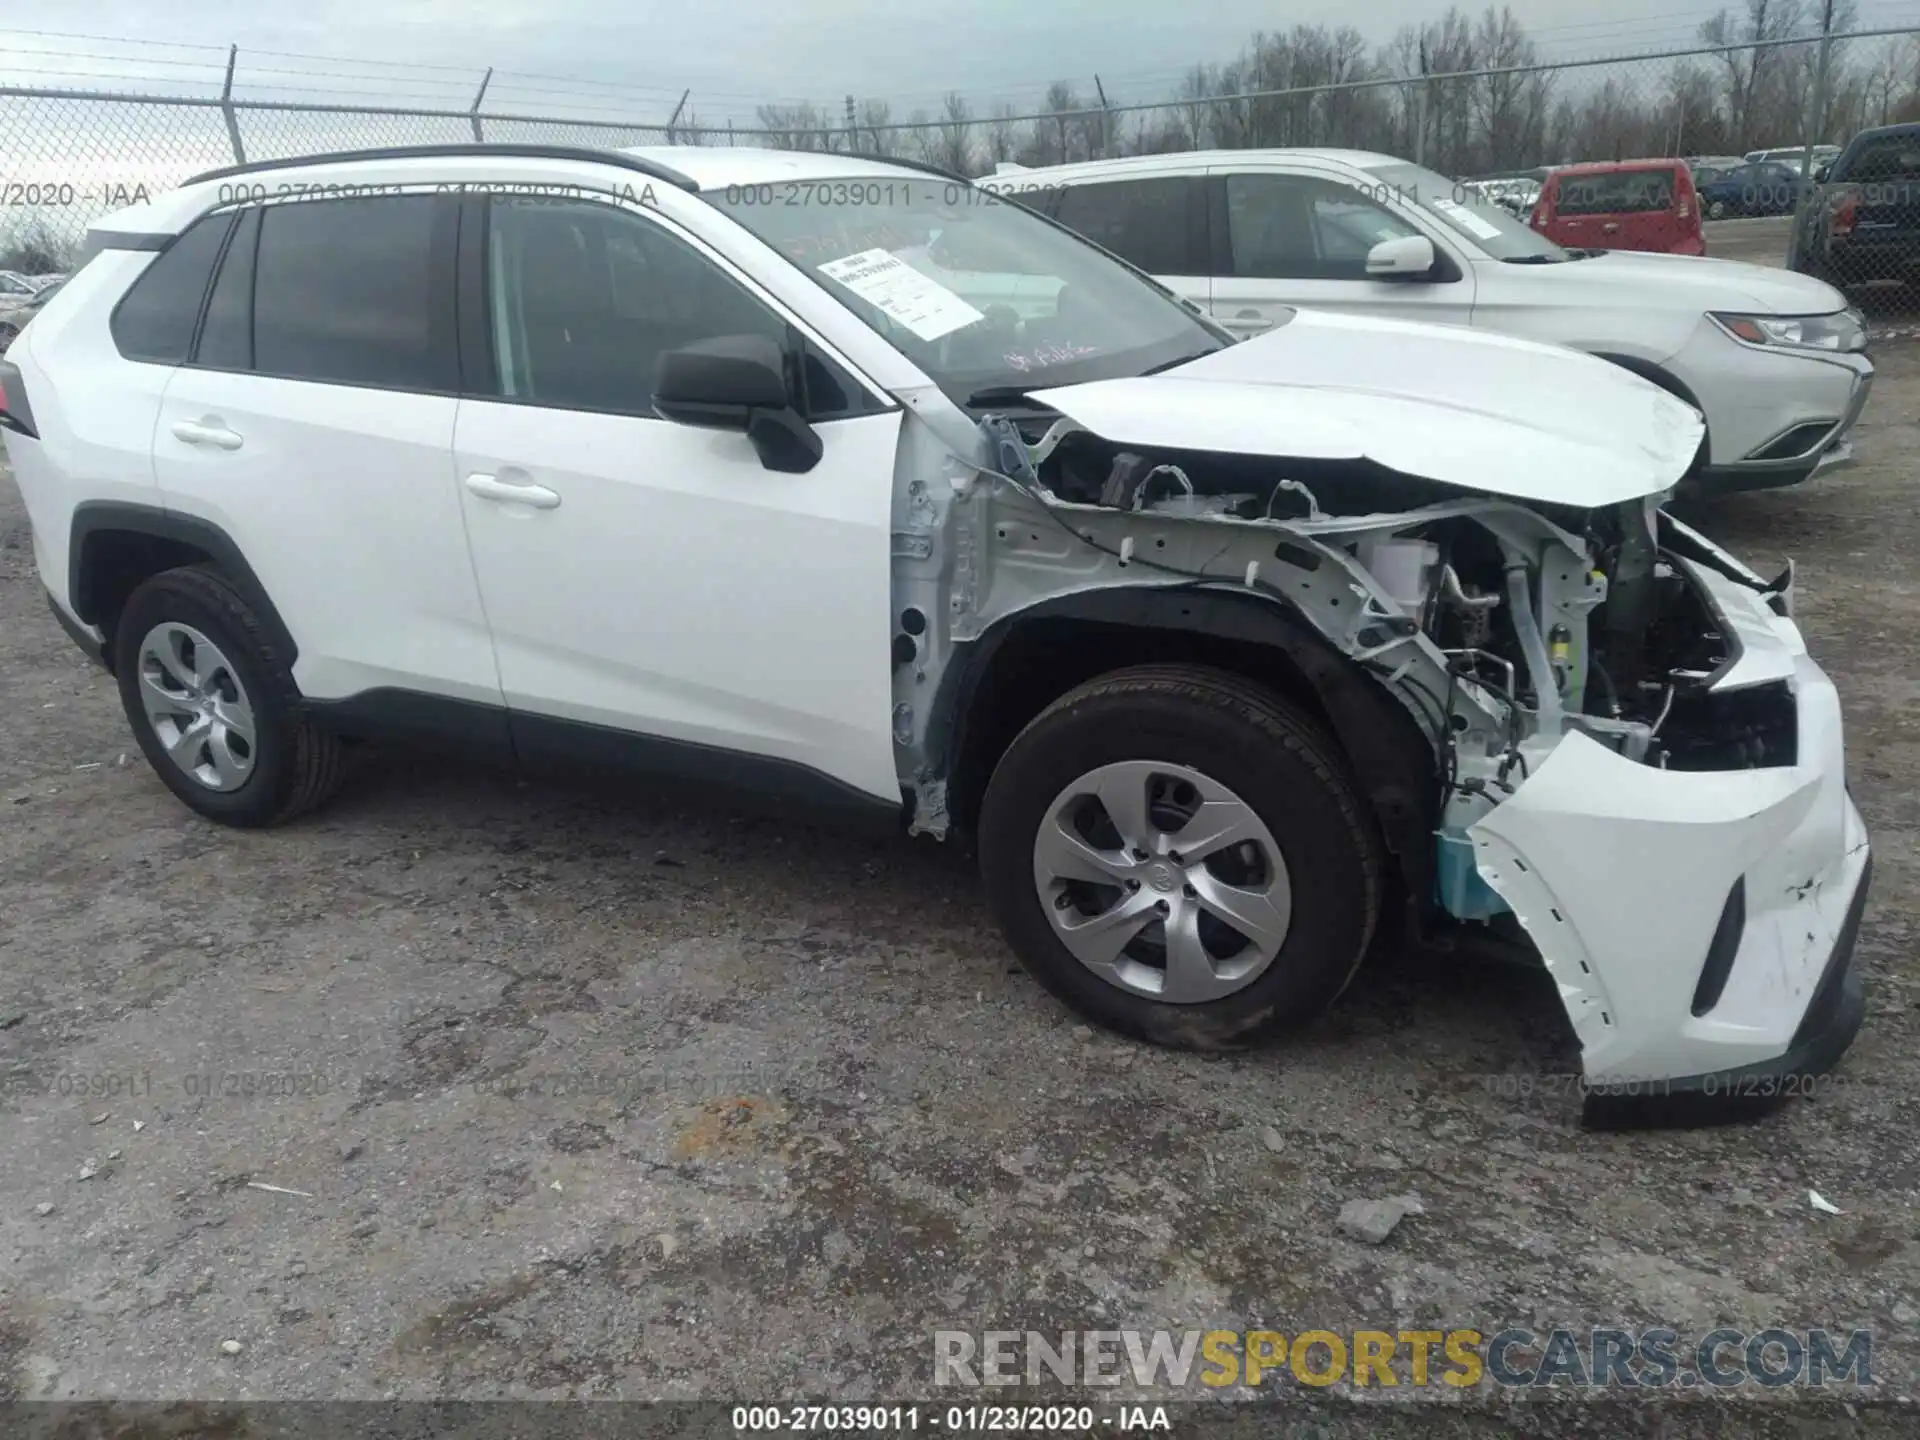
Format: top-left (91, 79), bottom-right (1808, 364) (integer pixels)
top-left (1027, 307), bottom-right (1706, 509)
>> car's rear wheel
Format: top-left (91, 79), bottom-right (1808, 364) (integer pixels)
top-left (978, 664), bottom-right (1384, 1051)
top-left (113, 565), bottom-right (343, 827)
top-left (1706, 198), bottom-right (1729, 220)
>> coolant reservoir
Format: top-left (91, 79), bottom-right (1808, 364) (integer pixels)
top-left (1358, 537), bottom-right (1439, 612)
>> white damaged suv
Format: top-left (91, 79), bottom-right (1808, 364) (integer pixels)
top-left (0, 144), bottom-right (1869, 1125)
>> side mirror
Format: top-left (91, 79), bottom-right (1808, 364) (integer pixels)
top-left (1815, 164), bottom-right (1832, 184)
top-left (653, 334), bottom-right (822, 474)
top-left (1365, 234), bottom-right (1437, 279)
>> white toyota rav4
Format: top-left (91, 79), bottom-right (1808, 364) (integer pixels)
top-left (0, 144), bottom-right (1869, 1125)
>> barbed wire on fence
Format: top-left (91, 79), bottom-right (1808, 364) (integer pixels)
top-left (2, 15), bottom-right (1919, 273)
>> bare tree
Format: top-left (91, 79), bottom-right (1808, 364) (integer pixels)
top-left (933, 91), bottom-right (977, 174)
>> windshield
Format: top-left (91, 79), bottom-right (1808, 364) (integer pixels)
top-left (708, 177), bottom-right (1228, 404)
top-left (1360, 159), bottom-right (1569, 262)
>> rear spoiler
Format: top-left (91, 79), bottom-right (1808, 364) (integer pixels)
top-left (74, 228), bottom-right (170, 269)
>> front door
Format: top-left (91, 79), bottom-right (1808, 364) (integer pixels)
top-left (1206, 169), bottom-right (1476, 335)
top-left (451, 194), bottom-right (904, 803)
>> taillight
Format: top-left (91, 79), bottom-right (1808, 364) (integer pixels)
top-left (1831, 190), bottom-right (1859, 239)
top-left (0, 361), bottom-right (37, 439)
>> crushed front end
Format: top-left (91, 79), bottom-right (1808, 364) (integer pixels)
top-left (920, 387), bottom-right (1868, 1124)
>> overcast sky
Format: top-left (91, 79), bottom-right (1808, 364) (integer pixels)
top-left (0, 0), bottom-right (1886, 125)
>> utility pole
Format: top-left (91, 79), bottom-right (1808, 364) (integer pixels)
top-left (845, 94), bottom-right (857, 153)
top-left (1799, 0), bottom-right (1835, 183)
top-left (665, 88), bottom-right (690, 146)
top-left (468, 66), bottom-right (492, 143)
top-left (1093, 74), bottom-right (1112, 158)
top-left (1411, 36), bottom-right (1429, 167)
top-left (221, 46), bottom-right (246, 165)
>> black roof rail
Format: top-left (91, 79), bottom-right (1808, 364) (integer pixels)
top-left (182, 142), bottom-right (699, 192)
top-left (834, 151), bottom-right (973, 184)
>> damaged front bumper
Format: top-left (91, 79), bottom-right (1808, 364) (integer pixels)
top-left (1469, 611), bottom-right (1870, 1124)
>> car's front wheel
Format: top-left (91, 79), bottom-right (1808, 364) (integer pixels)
top-left (978, 664), bottom-right (1385, 1051)
top-left (113, 565), bottom-right (344, 827)
top-left (1706, 198), bottom-right (1729, 220)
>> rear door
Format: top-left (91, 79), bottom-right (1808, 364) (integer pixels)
top-left (1614, 165), bottom-right (1680, 251)
top-left (1205, 167), bottom-right (1476, 333)
top-left (1044, 174), bottom-right (1212, 311)
top-left (150, 193), bottom-right (502, 710)
top-left (450, 193), bottom-right (903, 803)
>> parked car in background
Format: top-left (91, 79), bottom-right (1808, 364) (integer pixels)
top-left (1528, 159), bottom-right (1703, 255)
top-left (1460, 175), bottom-right (1541, 218)
top-left (1790, 123), bottom-right (1920, 292)
top-left (990, 148), bottom-right (1870, 493)
top-left (1746, 145), bottom-right (1843, 173)
top-left (1685, 154), bottom-right (1747, 187)
top-left (1698, 160), bottom-right (1810, 219)
top-left (0, 271), bottom-right (54, 350)
top-left (0, 143), bottom-right (1870, 1114)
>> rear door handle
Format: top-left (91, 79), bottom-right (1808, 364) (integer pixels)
top-left (170, 419), bottom-right (243, 451)
top-left (465, 472), bottom-right (561, 509)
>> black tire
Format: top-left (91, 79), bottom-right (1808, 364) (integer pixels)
top-left (113, 564), bottom-right (343, 827)
top-left (978, 664), bottom-right (1384, 1051)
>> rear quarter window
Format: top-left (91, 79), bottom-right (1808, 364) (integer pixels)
top-left (109, 211), bottom-right (235, 364)
top-left (250, 195), bottom-right (457, 391)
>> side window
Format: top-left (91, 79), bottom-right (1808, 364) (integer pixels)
top-left (1050, 179), bottom-right (1197, 274)
top-left (251, 195), bottom-right (456, 391)
top-left (1226, 173), bottom-right (1423, 281)
top-left (196, 206), bottom-right (259, 370)
top-left (109, 211), bottom-right (234, 364)
top-left (484, 196), bottom-right (864, 420)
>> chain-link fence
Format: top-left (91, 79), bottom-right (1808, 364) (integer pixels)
top-left (3, 23), bottom-right (1920, 295)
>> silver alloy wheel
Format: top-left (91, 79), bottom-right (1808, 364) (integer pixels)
top-left (1031, 760), bottom-right (1292, 1003)
top-left (135, 621), bottom-right (257, 792)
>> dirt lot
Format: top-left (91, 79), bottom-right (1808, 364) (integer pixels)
top-left (2, 348), bottom-right (1918, 1430)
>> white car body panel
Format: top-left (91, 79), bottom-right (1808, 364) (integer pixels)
top-left (151, 369), bottom-right (503, 705)
top-left (1030, 307), bottom-right (1704, 507)
top-left (454, 399), bottom-right (904, 803)
top-left (1472, 652), bottom-right (1866, 1085)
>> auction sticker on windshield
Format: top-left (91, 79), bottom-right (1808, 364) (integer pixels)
top-left (1431, 197), bottom-right (1505, 241)
top-left (819, 248), bottom-right (984, 342)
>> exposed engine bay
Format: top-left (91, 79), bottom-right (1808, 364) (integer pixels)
top-left (935, 415), bottom-right (1802, 928)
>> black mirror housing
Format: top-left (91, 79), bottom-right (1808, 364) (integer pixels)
top-left (652, 333), bottom-right (822, 473)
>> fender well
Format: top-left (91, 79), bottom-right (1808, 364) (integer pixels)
top-left (936, 585), bottom-right (1438, 907)
top-left (69, 501), bottom-right (298, 667)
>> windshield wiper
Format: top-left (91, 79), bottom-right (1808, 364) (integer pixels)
top-left (1140, 347), bottom-right (1223, 375)
top-left (965, 384), bottom-right (1046, 408)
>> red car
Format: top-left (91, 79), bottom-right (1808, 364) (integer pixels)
top-left (1529, 160), bottom-right (1705, 255)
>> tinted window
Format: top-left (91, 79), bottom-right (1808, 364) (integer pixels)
top-left (1553, 169), bottom-right (1676, 216)
top-left (1847, 137), bottom-right (1920, 182)
top-left (487, 197), bottom-right (829, 417)
top-left (109, 211), bottom-right (233, 364)
top-left (196, 206), bottom-right (258, 370)
top-left (1051, 179), bottom-right (1197, 274)
top-left (252, 196), bottom-right (454, 390)
top-left (1226, 173), bottom-right (1424, 280)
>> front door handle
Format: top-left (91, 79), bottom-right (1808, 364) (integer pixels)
top-left (465, 473), bottom-right (561, 510)
top-left (171, 419), bottom-right (243, 451)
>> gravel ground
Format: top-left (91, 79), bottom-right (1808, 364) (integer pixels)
top-left (2, 345), bottom-right (1918, 1433)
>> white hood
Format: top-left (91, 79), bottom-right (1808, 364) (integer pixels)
top-left (1494, 248), bottom-right (1850, 314)
top-left (1028, 307), bottom-right (1705, 509)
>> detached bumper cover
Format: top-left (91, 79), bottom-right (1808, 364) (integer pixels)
top-left (1467, 589), bottom-right (1868, 1112)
